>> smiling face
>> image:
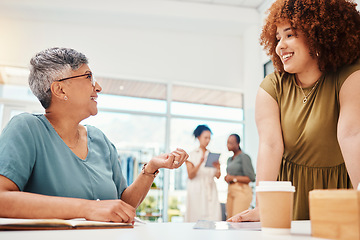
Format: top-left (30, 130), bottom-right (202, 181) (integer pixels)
top-left (275, 23), bottom-right (319, 76)
top-left (63, 64), bottom-right (102, 118)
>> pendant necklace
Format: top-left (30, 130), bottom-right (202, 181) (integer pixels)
top-left (299, 80), bottom-right (319, 104)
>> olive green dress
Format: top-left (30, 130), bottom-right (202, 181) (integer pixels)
top-left (260, 59), bottom-right (360, 220)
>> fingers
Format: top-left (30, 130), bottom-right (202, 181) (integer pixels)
top-left (117, 201), bottom-right (136, 223)
top-left (226, 210), bottom-right (247, 222)
top-left (169, 148), bottom-right (188, 168)
top-left (167, 153), bottom-right (176, 169)
top-left (114, 209), bottom-right (135, 223)
top-left (149, 148), bottom-right (188, 170)
top-left (87, 200), bottom-right (136, 223)
top-left (212, 162), bottom-right (220, 169)
top-left (227, 208), bottom-right (260, 222)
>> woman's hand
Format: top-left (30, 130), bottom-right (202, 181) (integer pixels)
top-left (224, 174), bottom-right (232, 183)
top-left (146, 148), bottom-right (189, 172)
top-left (213, 161), bottom-right (221, 178)
top-left (226, 207), bottom-right (260, 222)
top-left (212, 161), bottom-right (220, 169)
top-left (84, 199), bottom-right (136, 223)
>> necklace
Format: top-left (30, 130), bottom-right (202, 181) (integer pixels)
top-left (299, 80), bottom-right (319, 104)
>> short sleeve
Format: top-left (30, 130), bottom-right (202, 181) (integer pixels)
top-left (187, 149), bottom-right (200, 166)
top-left (260, 72), bottom-right (281, 102)
top-left (338, 58), bottom-right (360, 90)
top-left (0, 114), bottom-right (37, 190)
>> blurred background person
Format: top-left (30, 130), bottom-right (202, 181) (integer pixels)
top-left (224, 134), bottom-right (255, 218)
top-left (185, 125), bottom-right (221, 222)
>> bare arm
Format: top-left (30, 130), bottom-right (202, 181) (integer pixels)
top-left (0, 175), bottom-right (136, 222)
top-left (186, 154), bottom-right (205, 180)
top-left (121, 148), bottom-right (188, 208)
top-left (254, 88), bottom-right (284, 184)
top-left (120, 166), bottom-right (156, 208)
top-left (186, 161), bottom-right (201, 179)
top-left (214, 161), bottom-right (221, 179)
top-left (228, 88), bottom-right (284, 222)
top-left (225, 175), bottom-right (251, 184)
top-left (338, 70), bottom-right (360, 188)
top-left (0, 149), bottom-right (188, 222)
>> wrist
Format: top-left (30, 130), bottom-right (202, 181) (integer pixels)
top-left (142, 163), bottom-right (159, 178)
top-left (79, 199), bottom-right (93, 219)
top-left (145, 161), bottom-right (159, 173)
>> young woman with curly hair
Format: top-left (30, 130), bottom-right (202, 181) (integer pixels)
top-left (228, 0), bottom-right (360, 221)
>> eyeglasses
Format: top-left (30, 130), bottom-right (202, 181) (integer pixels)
top-left (55, 72), bottom-right (96, 87)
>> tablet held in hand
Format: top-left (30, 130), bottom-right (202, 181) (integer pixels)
top-left (205, 153), bottom-right (220, 167)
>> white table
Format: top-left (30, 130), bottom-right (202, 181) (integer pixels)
top-left (0, 221), bottom-right (327, 240)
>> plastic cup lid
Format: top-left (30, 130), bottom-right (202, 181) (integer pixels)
top-left (256, 181), bottom-right (295, 192)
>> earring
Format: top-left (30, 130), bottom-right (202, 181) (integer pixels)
top-left (64, 96), bottom-right (68, 100)
top-left (316, 52), bottom-right (319, 57)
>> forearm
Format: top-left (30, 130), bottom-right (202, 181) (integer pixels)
top-left (215, 169), bottom-right (221, 179)
top-left (0, 191), bottom-right (88, 219)
top-left (255, 142), bottom-right (283, 185)
top-left (121, 172), bottom-right (154, 208)
top-left (232, 175), bottom-right (251, 184)
top-left (255, 88), bottom-right (284, 185)
top-left (187, 163), bottom-right (201, 179)
top-left (254, 143), bottom-right (279, 208)
top-left (338, 132), bottom-right (360, 188)
top-left (122, 149), bottom-right (188, 208)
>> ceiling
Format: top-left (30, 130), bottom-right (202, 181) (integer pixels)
top-left (0, 0), bottom-right (270, 97)
top-left (0, 0), bottom-right (270, 36)
top-left (164, 0), bottom-right (267, 9)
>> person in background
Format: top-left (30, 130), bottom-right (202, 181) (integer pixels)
top-left (224, 134), bottom-right (255, 218)
top-left (0, 47), bottom-right (188, 222)
top-left (185, 124), bottom-right (221, 222)
top-left (228, 0), bottom-right (360, 222)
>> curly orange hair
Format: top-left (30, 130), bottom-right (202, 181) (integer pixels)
top-left (260, 0), bottom-right (360, 73)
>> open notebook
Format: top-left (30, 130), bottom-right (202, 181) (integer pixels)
top-left (0, 218), bottom-right (133, 230)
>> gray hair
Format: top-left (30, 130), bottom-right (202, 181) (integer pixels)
top-left (28, 47), bottom-right (88, 109)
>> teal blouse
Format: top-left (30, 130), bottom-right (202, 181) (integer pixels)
top-left (0, 113), bottom-right (127, 200)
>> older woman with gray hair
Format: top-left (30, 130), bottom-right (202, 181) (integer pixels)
top-left (0, 47), bottom-right (188, 222)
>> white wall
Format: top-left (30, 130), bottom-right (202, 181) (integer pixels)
top-left (0, 0), bottom-right (265, 170)
top-left (242, 25), bottom-right (263, 167)
top-left (0, 17), bottom-right (247, 89)
top-left (0, 0), bottom-right (260, 90)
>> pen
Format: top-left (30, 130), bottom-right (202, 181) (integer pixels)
top-left (133, 217), bottom-right (146, 224)
top-left (96, 199), bottom-right (145, 224)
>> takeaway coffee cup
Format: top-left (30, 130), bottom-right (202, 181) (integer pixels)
top-left (256, 181), bottom-right (295, 234)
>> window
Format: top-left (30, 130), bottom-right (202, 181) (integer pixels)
top-left (168, 117), bottom-right (243, 222)
top-left (0, 66), bottom-right (245, 223)
top-left (264, 60), bottom-right (274, 78)
top-left (97, 94), bottom-right (167, 114)
top-left (171, 102), bottom-right (243, 121)
top-left (82, 111), bottom-right (166, 153)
